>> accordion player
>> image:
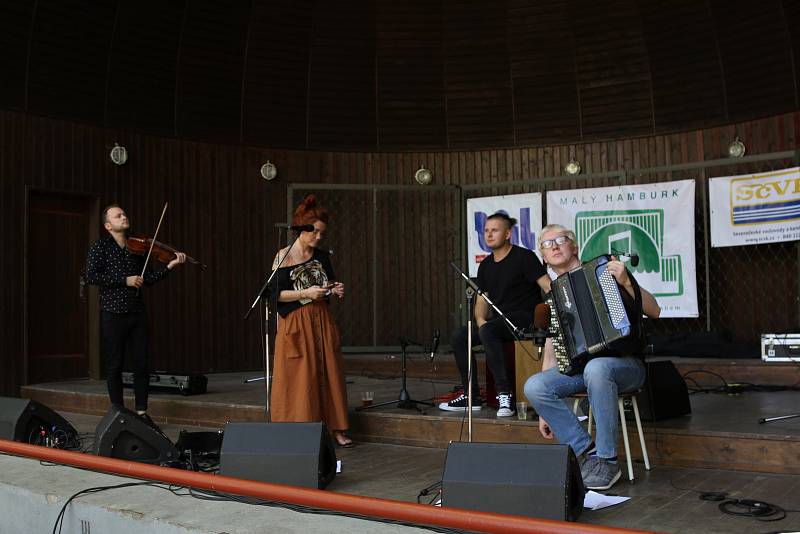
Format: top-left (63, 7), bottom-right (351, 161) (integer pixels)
top-left (550, 255), bottom-right (646, 375)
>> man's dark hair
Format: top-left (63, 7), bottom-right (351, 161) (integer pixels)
top-left (102, 203), bottom-right (120, 224)
top-left (487, 212), bottom-right (517, 230)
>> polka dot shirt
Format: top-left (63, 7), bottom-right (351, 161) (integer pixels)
top-left (85, 234), bottom-right (169, 313)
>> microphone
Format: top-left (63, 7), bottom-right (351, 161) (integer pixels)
top-left (613, 251), bottom-right (640, 267)
top-left (532, 303), bottom-right (551, 358)
top-left (622, 253), bottom-right (640, 267)
top-left (290, 224), bottom-right (315, 232)
top-left (429, 329), bottom-right (440, 362)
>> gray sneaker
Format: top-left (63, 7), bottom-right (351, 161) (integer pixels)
top-left (579, 453), bottom-right (595, 481)
top-left (583, 458), bottom-right (621, 491)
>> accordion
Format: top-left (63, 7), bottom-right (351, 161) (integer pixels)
top-left (551, 255), bottom-right (644, 375)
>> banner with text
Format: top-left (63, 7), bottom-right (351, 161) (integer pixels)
top-left (466, 192), bottom-right (544, 276)
top-left (710, 166), bottom-right (800, 247)
top-left (546, 179), bottom-right (697, 318)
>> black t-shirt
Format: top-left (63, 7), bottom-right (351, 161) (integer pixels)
top-left (273, 248), bottom-right (335, 318)
top-left (476, 245), bottom-right (547, 324)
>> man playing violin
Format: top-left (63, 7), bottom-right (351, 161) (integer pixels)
top-left (85, 204), bottom-right (186, 427)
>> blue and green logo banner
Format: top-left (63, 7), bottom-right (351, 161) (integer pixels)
top-left (710, 167), bottom-right (800, 247)
top-left (466, 192), bottom-right (544, 276)
top-left (546, 180), bottom-right (697, 318)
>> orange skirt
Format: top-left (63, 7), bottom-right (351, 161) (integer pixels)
top-left (271, 301), bottom-right (349, 431)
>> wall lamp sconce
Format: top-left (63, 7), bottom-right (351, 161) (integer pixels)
top-left (260, 161), bottom-right (278, 180)
top-left (564, 159), bottom-right (581, 175)
top-left (728, 137), bottom-right (746, 158)
top-left (414, 166), bottom-right (433, 185)
top-left (109, 143), bottom-right (128, 166)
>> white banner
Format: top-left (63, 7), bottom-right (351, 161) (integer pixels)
top-left (546, 180), bottom-right (698, 318)
top-left (710, 166), bottom-right (800, 247)
top-left (465, 192), bottom-right (544, 276)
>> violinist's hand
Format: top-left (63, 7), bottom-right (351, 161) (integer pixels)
top-left (167, 252), bottom-right (187, 270)
top-left (607, 256), bottom-right (630, 286)
top-left (302, 286), bottom-right (329, 301)
top-left (330, 282), bottom-right (345, 299)
top-left (126, 275), bottom-right (144, 288)
top-left (538, 417), bottom-right (554, 440)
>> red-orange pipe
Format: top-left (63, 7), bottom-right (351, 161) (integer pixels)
top-left (0, 439), bottom-right (656, 534)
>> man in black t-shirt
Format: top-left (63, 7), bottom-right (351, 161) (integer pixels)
top-left (440, 213), bottom-right (550, 417)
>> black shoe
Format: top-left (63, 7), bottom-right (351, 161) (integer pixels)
top-left (438, 393), bottom-right (483, 412)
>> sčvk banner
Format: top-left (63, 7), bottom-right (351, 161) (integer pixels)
top-left (546, 179), bottom-right (698, 318)
top-left (465, 192), bottom-right (544, 277)
top-left (710, 166), bottom-right (800, 248)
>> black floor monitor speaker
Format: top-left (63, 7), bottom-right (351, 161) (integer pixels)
top-left (0, 397), bottom-right (77, 447)
top-left (442, 442), bottom-right (584, 521)
top-left (634, 359), bottom-right (692, 421)
top-left (219, 422), bottom-right (336, 489)
top-left (94, 405), bottom-right (179, 464)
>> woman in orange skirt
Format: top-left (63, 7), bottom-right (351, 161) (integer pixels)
top-left (270, 195), bottom-right (352, 447)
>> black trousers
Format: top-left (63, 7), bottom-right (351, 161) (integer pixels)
top-left (102, 310), bottom-right (149, 411)
top-left (451, 311), bottom-right (532, 395)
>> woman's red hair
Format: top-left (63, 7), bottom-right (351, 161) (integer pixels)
top-left (292, 195), bottom-right (329, 227)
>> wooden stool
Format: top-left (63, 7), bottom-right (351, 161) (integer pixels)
top-left (571, 390), bottom-right (651, 482)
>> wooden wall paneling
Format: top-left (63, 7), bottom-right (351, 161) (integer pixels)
top-left (710, 0), bottom-right (796, 121)
top-left (0, 0), bottom-right (34, 109)
top-left (442, 0), bottom-right (514, 149)
top-left (106, 0), bottom-right (183, 135)
top-left (26, 0), bottom-right (117, 123)
top-left (639, 0), bottom-right (725, 132)
top-left (569, 0), bottom-right (653, 139)
top-left (243, 0), bottom-right (312, 147)
top-left (375, 0), bottom-right (446, 150)
top-left (508, 0), bottom-right (580, 145)
top-left (307, 0), bottom-right (377, 150)
top-left (175, 1), bottom-right (249, 142)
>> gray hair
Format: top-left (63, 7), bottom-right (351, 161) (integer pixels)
top-left (538, 224), bottom-right (577, 251)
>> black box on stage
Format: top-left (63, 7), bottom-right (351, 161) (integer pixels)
top-left (631, 360), bottom-right (691, 422)
top-left (219, 422), bottom-right (337, 489)
top-left (442, 442), bottom-right (584, 521)
top-left (0, 397), bottom-right (77, 445)
top-left (122, 372), bottom-right (208, 395)
top-left (94, 405), bottom-right (179, 464)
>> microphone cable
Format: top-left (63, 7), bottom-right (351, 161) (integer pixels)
top-left (718, 498), bottom-right (787, 522)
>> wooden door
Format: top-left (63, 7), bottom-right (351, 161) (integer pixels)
top-left (27, 193), bottom-right (96, 383)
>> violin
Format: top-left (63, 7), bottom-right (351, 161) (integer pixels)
top-left (127, 234), bottom-right (207, 270)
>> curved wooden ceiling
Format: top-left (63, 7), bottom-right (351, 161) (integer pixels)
top-left (0, 0), bottom-right (798, 150)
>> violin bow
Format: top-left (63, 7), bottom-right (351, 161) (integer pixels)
top-left (139, 202), bottom-right (169, 278)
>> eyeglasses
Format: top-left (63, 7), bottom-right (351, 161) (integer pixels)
top-left (540, 235), bottom-right (571, 249)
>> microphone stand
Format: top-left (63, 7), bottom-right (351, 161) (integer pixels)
top-left (465, 286), bottom-right (475, 441)
top-left (450, 262), bottom-right (526, 442)
top-left (449, 262), bottom-right (526, 338)
top-left (242, 230), bottom-right (303, 417)
top-left (357, 337), bottom-right (434, 412)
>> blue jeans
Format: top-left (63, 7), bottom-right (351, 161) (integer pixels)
top-left (523, 357), bottom-right (645, 459)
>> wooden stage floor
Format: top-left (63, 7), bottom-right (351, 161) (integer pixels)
top-left (18, 356), bottom-right (800, 533)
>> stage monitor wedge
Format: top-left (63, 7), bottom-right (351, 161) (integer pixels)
top-left (442, 442), bottom-right (584, 522)
top-left (94, 405), bottom-right (179, 465)
top-left (0, 397), bottom-right (77, 447)
top-left (219, 422), bottom-right (336, 489)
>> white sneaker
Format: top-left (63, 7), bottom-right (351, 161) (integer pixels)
top-left (496, 393), bottom-right (514, 417)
